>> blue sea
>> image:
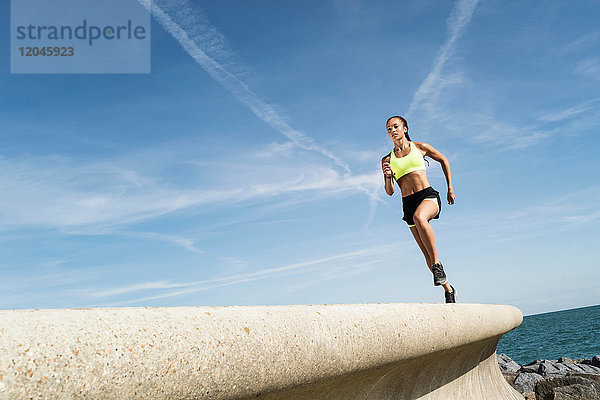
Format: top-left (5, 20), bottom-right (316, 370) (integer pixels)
top-left (497, 304), bottom-right (600, 366)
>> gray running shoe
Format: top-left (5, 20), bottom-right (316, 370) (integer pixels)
top-left (445, 285), bottom-right (456, 303)
top-left (431, 262), bottom-right (447, 286)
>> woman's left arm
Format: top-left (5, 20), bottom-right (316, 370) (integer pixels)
top-left (416, 142), bottom-right (455, 205)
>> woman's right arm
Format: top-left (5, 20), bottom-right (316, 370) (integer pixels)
top-left (381, 156), bottom-right (394, 196)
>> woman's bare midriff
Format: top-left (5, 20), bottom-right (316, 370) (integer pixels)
top-left (397, 170), bottom-right (430, 197)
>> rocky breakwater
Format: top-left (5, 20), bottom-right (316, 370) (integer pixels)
top-left (498, 354), bottom-right (600, 400)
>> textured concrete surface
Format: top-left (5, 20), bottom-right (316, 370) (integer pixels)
top-left (0, 303), bottom-right (524, 399)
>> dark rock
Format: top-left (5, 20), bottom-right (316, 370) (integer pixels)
top-left (498, 353), bottom-right (521, 373)
top-left (521, 365), bottom-right (540, 374)
top-left (539, 361), bottom-right (560, 376)
top-left (514, 372), bottom-right (545, 393)
top-left (525, 359), bottom-right (545, 366)
top-left (521, 362), bottom-right (543, 374)
top-left (578, 364), bottom-right (600, 374)
top-left (563, 363), bottom-right (587, 373)
top-left (566, 373), bottom-right (600, 384)
top-left (540, 361), bottom-right (571, 377)
top-left (553, 362), bottom-right (572, 376)
top-left (553, 383), bottom-right (600, 399)
top-left (535, 376), bottom-right (600, 400)
top-left (559, 357), bottom-right (574, 364)
top-left (593, 355), bottom-right (600, 368)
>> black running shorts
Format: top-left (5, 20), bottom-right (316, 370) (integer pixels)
top-left (401, 186), bottom-right (441, 227)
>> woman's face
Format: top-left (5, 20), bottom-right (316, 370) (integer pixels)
top-left (386, 118), bottom-right (407, 141)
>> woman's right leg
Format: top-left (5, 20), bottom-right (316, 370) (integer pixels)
top-left (412, 199), bottom-right (441, 265)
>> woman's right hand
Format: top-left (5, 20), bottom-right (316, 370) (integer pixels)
top-left (382, 161), bottom-right (393, 178)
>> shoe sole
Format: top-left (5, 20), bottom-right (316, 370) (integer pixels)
top-left (434, 278), bottom-right (448, 286)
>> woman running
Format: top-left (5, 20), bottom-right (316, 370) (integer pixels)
top-left (381, 116), bottom-right (456, 303)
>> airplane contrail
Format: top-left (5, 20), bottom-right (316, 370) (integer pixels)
top-left (137, 0), bottom-right (351, 175)
top-left (407, 0), bottom-right (480, 117)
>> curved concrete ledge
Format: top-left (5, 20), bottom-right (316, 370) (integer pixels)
top-left (0, 303), bottom-right (523, 399)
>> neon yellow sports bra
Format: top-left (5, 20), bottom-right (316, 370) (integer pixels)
top-left (389, 141), bottom-right (426, 180)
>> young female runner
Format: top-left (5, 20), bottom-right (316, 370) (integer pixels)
top-left (381, 116), bottom-right (456, 303)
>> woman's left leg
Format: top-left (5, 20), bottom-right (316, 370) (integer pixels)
top-left (409, 226), bottom-right (433, 272)
top-left (413, 199), bottom-right (452, 292)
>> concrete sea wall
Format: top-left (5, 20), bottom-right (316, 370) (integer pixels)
top-left (0, 303), bottom-right (523, 399)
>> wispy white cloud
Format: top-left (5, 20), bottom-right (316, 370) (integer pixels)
top-left (90, 280), bottom-right (173, 298)
top-left (465, 93), bottom-right (600, 149)
top-left (88, 243), bottom-right (403, 303)
top-left (461, 115), bottom-right (550, 150)
top-left (444, 186), bottom-right (600, 242)
top-left (0, 143), bottom-right (378, 235)
top-left (137, 0), bottom-right (350, 175)
top-left (112, 231), bottom-right (204, 253)
top-left (538, 96), bottom-right (600, 123)
top-left (332, 0), bottom-right (380, 32)
top-left (574, 56), bottom-right (600, 80)
top-left (0, 154), bottom-right (231, 229)
top-left (407, 0), bottom-right (480, 117)
top-left (561, 32), bottom-right (599, 54)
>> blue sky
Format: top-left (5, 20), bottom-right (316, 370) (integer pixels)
top-left (1, 0), bottom-right (599, 315)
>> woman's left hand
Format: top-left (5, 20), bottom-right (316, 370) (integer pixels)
top-left (447, 188), bottom-right (455, 205)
